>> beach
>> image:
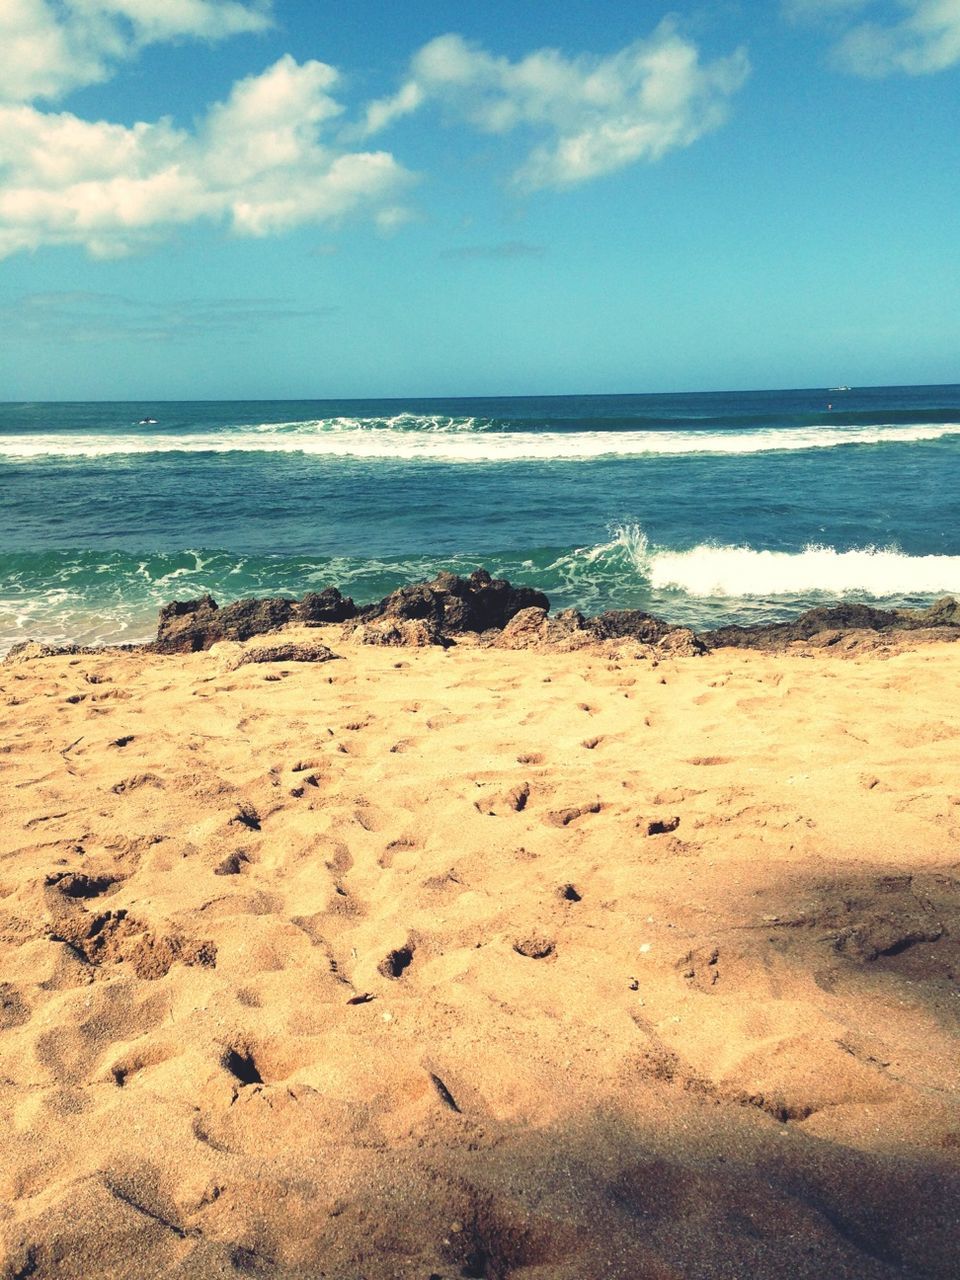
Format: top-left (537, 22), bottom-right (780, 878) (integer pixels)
top-left (2, 619), bottom-right (959, 1278)
top-left (6, 0), bottom-right (960, 1268)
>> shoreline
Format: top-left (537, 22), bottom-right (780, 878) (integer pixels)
top-left (5, 568), bottom-right (960, 666)
top-left (1, 607), bottom-right (959, 1275)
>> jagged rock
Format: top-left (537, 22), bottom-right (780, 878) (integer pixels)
top-left (362, 583), bottom-right (445, 627)
top-left (299, 587), bottom-right (357, 624)
top-left (588, 610), bottom-right (677, 645)
top-left (146, 574), bottom-right (960, 660)
top-left (215, 597), bottom-right (295, 641)
top-left (153, 594), bottom-right (294, 654)
top-left (430, 568), bottom-right (550, 633)
top-left (656, 627), bottom-right (706, 657)
top-left (704, 600), bottom-right (960, 651)
top-left (544, 609), bottom-right (593, 648)
top-left (362, 569), bottom-right (550, 639)
top-left (912, 595), bottom-right (960, 627)
top-left (151, 594), bottom-right (219, 653)
top-left (494, 607), bottom-right (549, 650)
top-left (350, 617), bottom-right (445, 647)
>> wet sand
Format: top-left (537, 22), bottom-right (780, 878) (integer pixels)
top-left (1, 628), bottom-right (959, 1278)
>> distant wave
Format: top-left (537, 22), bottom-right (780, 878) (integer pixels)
top-left (2, 419), bottom-right (960, 462)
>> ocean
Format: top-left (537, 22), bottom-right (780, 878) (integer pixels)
top-left (2, 384), bottom-right (959, 653)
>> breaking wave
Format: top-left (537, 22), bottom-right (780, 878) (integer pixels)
top-left (592, 525), bottom-right (960, 598)
top-left (2, 418), bottom-right (960, 462)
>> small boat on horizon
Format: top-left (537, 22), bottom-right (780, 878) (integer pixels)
top-left (828, 386), bottom-right (851, 392)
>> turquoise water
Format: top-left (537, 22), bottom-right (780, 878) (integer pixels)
top-left (2, 385), bottom-right (959, 650)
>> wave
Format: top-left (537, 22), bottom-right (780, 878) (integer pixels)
top-left (588, 526), bottom-right (960, 598)
top-left (2, 420), bottom-right (960, 462)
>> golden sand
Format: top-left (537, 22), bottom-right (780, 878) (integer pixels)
top-left (1, 630), bottom-right (959, 1278)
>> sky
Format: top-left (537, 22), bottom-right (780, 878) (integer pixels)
top-left (0, 0), bottom-right (958, 400)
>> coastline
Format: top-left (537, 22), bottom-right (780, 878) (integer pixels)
top-left (2, 590), bottom-right (959, 1276)
top-left (6, 566), bottom-right (960, 665)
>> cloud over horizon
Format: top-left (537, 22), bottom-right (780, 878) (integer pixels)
top-left (360, 23), bottom-right (750, 190)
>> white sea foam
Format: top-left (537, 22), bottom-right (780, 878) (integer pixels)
top-left (2, 420), bottom-right (959, 461)
top-left (629, 535), bottom-right (960, 598)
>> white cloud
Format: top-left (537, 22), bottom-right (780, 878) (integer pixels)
top-left (0, 0), bottom-right (272, 102)
top-left (786, 0), bottom-right (960, 75)
top-left (0, 55), bottom-right (412, 258)
top-left (360, 23), bottom-right (749, 190)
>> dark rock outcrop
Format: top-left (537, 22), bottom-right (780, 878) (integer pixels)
top-left (362, 583), bottom-right (445, 628)
top-left (152, 594), bottom-right (295, 654)
top-left (703, 599), bottom-right (960, 651)
top-left (588, 609), bottom-right (683, 646)
top-left (299, 588), bottom-right (357, 624)
top-left (362, 569), bottom-right (550, 638)
top-left (144, 576), bottom-right (960, 658)
top-left (148, 568), bottom-right (551, 654)
top-left (914, 595), bottom-right (960, 627)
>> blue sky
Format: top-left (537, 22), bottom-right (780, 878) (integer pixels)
top-left (0, 0), bottom-right (958, 399)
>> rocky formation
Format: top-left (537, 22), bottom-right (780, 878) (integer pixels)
top-left (298, 588), bottom-right (358, 625)
top-left (350, 617), bottom-right (445, 648)
top-left (359, 569), bottom-right (549, 638)
top-left (492, 606), bottom-right (705, 656)
top-left (702, 597), bottom-right (960, 652)
top-left (150, 570), bottom-right (548, 654)
top-left (151, 590), bottom-right (355, 654)
top-left (588, 609), bottom-right (685, 645)
top-left (46, 574), bottom-right (957, 661)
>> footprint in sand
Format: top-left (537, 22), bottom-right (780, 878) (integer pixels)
top-left (379, 837), bottom-right (418, 869)
top-left (214, 850), bottom-right (250, 876)
top-left (111, 772), bottom-right (164, 795)
top-left (475, 782), bottom-right (530, 816)
top-left (45, 869), bottom-right (121, 900)
top-left (426, 712), bottom-right (463, 730)
top-left (543, 801), bottom-right (601, 827)
top-left (641, 816), bottom-right (681, 836)
top-left (378, 942), bottom-right (415, 978)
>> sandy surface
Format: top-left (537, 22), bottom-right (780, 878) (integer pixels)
top-left (1, 629), bottom-right (959, 1278)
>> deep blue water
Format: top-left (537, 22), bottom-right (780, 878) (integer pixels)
top-left (2, 385), bottom-right (959, 650)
